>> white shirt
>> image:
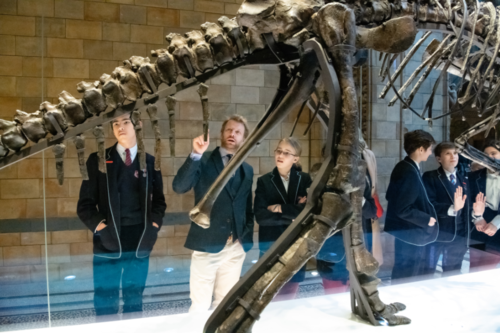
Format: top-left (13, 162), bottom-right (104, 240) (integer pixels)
top-left (190, 147), bottom-right (234, 174)
top-left (280, 172), bottom-right (290, 193)
top-left (218, 147), bottom-right (232, 167)
top-left (486, 171), bottom-right (500, 228)
top-left (444, 168), bottom-right (458, 217)
top-left (116, 143), bottom-right (138, 163)
top-left (410, 158), bottom-right (420, 170)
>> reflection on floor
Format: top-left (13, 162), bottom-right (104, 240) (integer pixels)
top-left (1, 248), bottom-right (499, 332)
top-left (0, 284), bottom-right (326, 332)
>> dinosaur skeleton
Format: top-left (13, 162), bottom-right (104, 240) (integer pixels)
top-left (1, 0), bottom-right (500, 331)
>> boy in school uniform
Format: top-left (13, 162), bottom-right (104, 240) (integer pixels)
top-left (385, 130), bottom-right (438, 282)
top-left (469, 140), bottom-right (500, 269)
top-left (422, 142), bottom-right (470, 276)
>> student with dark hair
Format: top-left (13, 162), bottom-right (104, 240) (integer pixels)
top-left (469, 139), bottom-right (500, 269)
top-left (422, 142), bottom-right (470, 276)
top-left (385, 130), bottom-right (438, 282)
top-left (254, 137), bottom-right (312, 300)
top-left (77, 113), bottom-right (166, 321)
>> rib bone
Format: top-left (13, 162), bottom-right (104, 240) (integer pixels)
top-left (166, 96), bottom-right (176, 157)
top-left (52, 143), bottom-right (66, 186)
top-left (74, 135), bottom-right (88, 180)
top-left (197, 83), bottom-right (210, 141)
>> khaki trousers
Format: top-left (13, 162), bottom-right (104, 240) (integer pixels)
top-left (188, 238), bottom-right (246, 312)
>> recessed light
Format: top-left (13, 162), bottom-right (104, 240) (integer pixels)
top-left (311, 271), bottom-right (318, 276)
top-left (251, 260), bottom-right (258, 264)
top-left (164, 267), bottom-right (174, 273)
top-left (64, 275), bottom-right (76, 281)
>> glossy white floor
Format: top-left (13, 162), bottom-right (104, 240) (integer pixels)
top-left (17, 268), bottom-right (500, 333)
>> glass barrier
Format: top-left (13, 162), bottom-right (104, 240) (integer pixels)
top-left (0, 5), bottom-right (499, 333)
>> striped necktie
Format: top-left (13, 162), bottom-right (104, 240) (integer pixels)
top-left (450, 174), bottom-right (456, 185)
top-left (125, 148), bottom-right (132, 166)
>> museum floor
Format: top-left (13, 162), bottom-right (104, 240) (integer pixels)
top-left (3, 267), bottom-right (499, 333)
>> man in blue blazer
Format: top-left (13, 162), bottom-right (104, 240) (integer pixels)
top-left (78, 113), bottom-right (166, 320)
top-left (173, 115), bottom-right (254, 312)
top-left (422, 142), bottom-right (469, 276)
top-left (469, 140), bottom-right (500, 268)
top-left (385, 130), bottom-right (438, 282)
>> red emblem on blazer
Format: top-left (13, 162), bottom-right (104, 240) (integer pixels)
top-left (134, 170), bottom-right (139, 178)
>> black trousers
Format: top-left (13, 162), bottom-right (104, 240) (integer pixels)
top-left (391, 238), bottom-right (427, 282)
top-left (424, 234), bottom-right (467, 276)
top-left (93, 224), bottom-right (149, 317)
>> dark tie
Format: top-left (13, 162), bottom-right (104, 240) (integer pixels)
top-left (226, 154), bottom-right (233, 163)
top-left (450, 174), bottom-right (456, 185)
top-left (125, 148), bottom-right (132, 166)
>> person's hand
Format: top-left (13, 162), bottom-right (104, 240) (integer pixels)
top-left (428, 217), bottom-right (436, 226)
top-left (96, 222), bottom-right (107, 231)
top-left (473, 192), bottom-right (486, 216)
top-left (484, 223), bottom-right (498, 236)
top-left (475, 218), bottom-right (487, 232)
top-left (454, 186), bottom-right (467, 211)
top-left (152, 222), bottom-right (159, 228)
top-left (298, 196), bottom-right (307, 204)
top-left (267, 204), bottom-right (282, 213)
top-left (192, 133), bottom-right (210, 155)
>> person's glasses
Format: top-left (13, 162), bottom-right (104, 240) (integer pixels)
top-left (274, 149), bottom-right (296, 158)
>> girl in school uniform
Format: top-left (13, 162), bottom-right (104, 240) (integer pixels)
top-left (254, 137), bottom-right (312, 300)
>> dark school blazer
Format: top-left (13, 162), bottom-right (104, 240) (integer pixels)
top-left (422, 166), bottom-right (471, 243)
top-left (172, 147), bottom-right (254, 253)
top-left (77, 143), bottom-right (167, 259)
top-left (254, 166), bottom-right (312, 254)
top-left (385, 156), bottom-right (438, 246)
top-left (469, 168), bottom-right (500, 252)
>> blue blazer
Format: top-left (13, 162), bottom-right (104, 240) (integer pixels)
top-left (422, 167), bottom-right (471, 243)
top-left (469, 168), bottom-right (500, 252)
top-left (385, 156), bottom-right (438, 246)
top-left (77, 143), bottom-right (167, 259)
top-left (172, 147), bottom-right (254, 253)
